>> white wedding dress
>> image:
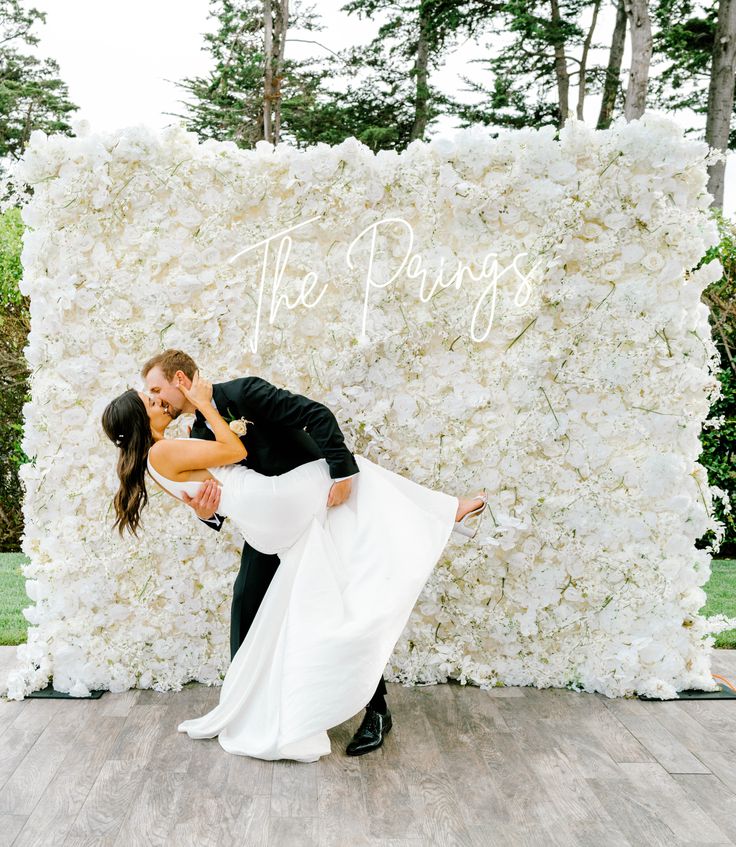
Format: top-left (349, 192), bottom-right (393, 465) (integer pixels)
top-left (146, 438), bottom-right (459, 762)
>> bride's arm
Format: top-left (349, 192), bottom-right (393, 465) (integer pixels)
top-left (193, 390), bottom-right (247, 462)
top-left (151, 372), bottom-right (247, 474)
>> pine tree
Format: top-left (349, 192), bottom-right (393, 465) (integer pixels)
top-left (0, 0), bottom-right (79, 162)
top-left (167, 0), bottom-right (332, 147)
top-left (648, 0), bottom-right (716, 119)
top-left (169, 0), bottom-right (462, 151)
top-left (335, 0), bottom-right (458, 146)
top-left (444, 0), bottom-right (606, 132)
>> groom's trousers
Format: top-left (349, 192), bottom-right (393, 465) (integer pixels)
top-left (231, 542), bottom-right (388, 709)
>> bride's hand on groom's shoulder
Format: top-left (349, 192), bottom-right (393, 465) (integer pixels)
top-left (179, 370), bottom-right (212, 409)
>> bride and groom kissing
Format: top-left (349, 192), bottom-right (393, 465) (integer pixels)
top-left (101, 348), bottom-right (488, 763)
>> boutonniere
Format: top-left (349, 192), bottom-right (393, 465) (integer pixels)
top-left (226, 413), bottom-right (254, 436)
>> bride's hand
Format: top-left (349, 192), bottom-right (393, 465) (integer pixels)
top-left (327, 477), bottom-right (352, 507)
top-left (179, 370), bottom-right (212, 409)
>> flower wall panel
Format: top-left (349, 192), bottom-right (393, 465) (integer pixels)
top-left (4, 113), bottom-right (729, 700)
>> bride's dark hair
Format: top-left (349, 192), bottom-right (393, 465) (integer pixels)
top-left (101, 389), bottom-right (153, 537)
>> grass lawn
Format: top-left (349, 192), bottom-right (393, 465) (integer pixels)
top-left (0, 553), bottom-right (32, 646)
top-left (2, 553), bottom-right (736, 648)
top-left (699, 557), bottom-right (736, 648)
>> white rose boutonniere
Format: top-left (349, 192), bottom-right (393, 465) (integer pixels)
top-left (229, 417), bottom-right (254, 436)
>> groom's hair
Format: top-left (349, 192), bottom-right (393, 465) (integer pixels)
top-left (141, 349), bottom-right (198, 382)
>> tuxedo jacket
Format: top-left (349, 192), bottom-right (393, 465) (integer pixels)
top-left (189, 376), bottom-right (360, 532)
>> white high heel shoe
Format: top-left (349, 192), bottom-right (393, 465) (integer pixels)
top-left (452, 489), bottom-right (488, 538)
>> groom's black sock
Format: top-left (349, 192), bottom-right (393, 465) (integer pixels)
top-left (367, 694), bottom-right (387, 715)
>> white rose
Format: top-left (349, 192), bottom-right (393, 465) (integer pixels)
top-left (229, 417), bottom-right (252, 436)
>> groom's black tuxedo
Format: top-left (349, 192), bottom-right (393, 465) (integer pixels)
top-left (190, 377), bottom-right (360, 499)
top-left (189, 375), bottom-right (387, 708)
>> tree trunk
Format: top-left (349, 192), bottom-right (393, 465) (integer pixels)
top-left (410, 1), bottom-right (430, 141)
top-left (550, 0), bottom-right (570, 126)
top-left (577, 0), bottom-right (601, 119)
top-left (272, 0), bottom-right (288, 145)
top-left (623, 0), bottom-right (652, 120)
top-left (597, 0), bottom-right (627, 128)
top-left (706, 0), bottom-right (736, 210)
top-left (263, 0), bottom-right (273, 143)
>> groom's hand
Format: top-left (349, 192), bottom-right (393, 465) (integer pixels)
top-left (182, 479), bottom-right (221, 520)
top-left (327, 478), bottom-right (352, 507)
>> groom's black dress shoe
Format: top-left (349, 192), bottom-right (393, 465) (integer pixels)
top-left (346, 707), bottom-right (392, 756)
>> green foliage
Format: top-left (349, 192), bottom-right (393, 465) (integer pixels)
top-left (0, 1), bottom-right (79, 166)
top-left (0, 1), bottom-right (76, 549)
top-left (700, 366), bottom-right (736, 549)
top-left (446, 0), bottom-right (598, 131)
top-left (649, 0), bottom-right (717, 126)
top-left (299, 40), bottom-right (445, 151)
top-left (168, 0), bottom-right (340, 149)
top-left (327, 0), bottom-right (456, 148)
top-left (0, 206), bottom-right (29, 552)
top-left (697, 211), bottom-right (736, 552)
top-left (0, 204), bottom-right (23, 303)
top-left (172, 0), bottom-right (457, 152)
top-left (168, 0), bottom-right (274, 146)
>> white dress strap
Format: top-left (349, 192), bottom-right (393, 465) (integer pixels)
top-left (146, 453), bottom-right (182, 500)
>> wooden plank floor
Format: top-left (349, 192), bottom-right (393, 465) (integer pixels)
top-left (1, 647), bottom-right (736, 846)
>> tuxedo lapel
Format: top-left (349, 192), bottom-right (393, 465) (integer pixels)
top-left (189, 407), bottom-right (211, 440)
top-left (213, 383), bottom-right (242, 429)
top-left (212, 383), bottom-right (230, 419)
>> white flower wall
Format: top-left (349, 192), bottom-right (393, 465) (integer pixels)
top-left (4, 112), bottom-right (731, 702)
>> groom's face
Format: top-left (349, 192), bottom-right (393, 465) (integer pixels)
top-left (144, 365), bottom-right (192, 418)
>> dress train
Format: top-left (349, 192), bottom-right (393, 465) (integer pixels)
top-left (176, 453), bottom-right (459, 762)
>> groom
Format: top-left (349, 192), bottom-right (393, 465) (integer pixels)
top-left (141, 348), bottom-right (391, 755)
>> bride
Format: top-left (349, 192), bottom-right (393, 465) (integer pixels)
top-left (101, 371), bottom-right (488, 762)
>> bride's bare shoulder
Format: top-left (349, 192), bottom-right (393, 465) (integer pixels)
top-left (149, 439), bottom-right (180, 475)
top-left (149, 439), bottom-right (177, 456)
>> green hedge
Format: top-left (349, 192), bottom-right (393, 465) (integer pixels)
top-left (698, 212), bottom-right (736, 556)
